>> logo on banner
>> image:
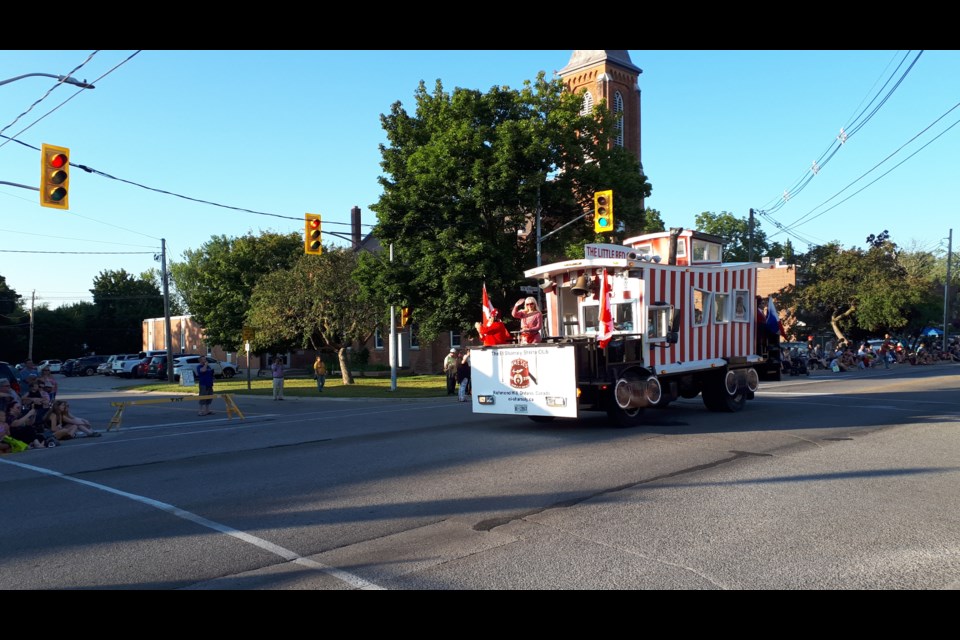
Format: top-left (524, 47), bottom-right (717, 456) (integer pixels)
top-left (510, 358), bottom-right (531, 388)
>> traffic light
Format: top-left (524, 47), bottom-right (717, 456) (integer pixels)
top-left (40, 143), bottom-right (70, 210)
top-left (304, 213), bottom-right (322, 254)
top-left (400, 307), bottom-right (411, 328)
top-left (594, 190), bottom-right (613, 233)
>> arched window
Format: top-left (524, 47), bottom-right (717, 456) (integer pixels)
top-left (581, 91), bottom-right (594, 116)
top-left (614, 91), bottom-right (624, 147)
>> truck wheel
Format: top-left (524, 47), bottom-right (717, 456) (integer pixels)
top-left (701, 370), bottom-right (747, 412)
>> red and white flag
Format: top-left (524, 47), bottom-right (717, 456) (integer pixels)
top-left (597, 269), bottom-right (614, 348)
top-left (482, 283), bottom-right (496, 325)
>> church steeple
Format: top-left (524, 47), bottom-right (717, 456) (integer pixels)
top-left (558, 50), bottom-right (643, 170)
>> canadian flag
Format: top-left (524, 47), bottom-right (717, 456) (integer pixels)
top-left (598, 269), bottom-right (614, 348)
top-left (482, 283), bottom-right (496, 324)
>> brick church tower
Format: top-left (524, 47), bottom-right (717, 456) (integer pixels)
top-left (557, 50), bottom-right (644, 180)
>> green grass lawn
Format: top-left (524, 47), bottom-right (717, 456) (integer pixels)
top-left (131, 374), bottom-right (450, 399)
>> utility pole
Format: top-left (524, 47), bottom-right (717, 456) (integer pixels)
top-left (944, 229), bottom-right (953, 353)
top-left (162, 239), bottom-right (174, 382)
top-left (389, 243), bottom-right (398, 392)
top-left (748, 208), bottom-right (755, 262)
top-left (28, 290), bottom-right (35, 360)
top-left (351, 206), bottom-right (362, 250)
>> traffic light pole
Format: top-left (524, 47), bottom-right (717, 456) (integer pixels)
top-left (389, 243), bottom-right (398, 392)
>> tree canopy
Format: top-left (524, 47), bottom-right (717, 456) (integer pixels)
top-left (170, 232), bottom-right (301, 350)
top-left (363, 73), bottom-right (654, 340)
top-left (247, 248), bottom-right (385, 383)
top-left (780, 236), bottom-right (930, 342)
top-left (90, 269), bottom-right (164, 354)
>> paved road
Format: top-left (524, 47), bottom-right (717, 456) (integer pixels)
top-left (2, 362), bottom-right (957, 589)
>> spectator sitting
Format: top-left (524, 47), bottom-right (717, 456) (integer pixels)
top-left (0, 378), bottom-right (21, 415)
top-left (839, 348), bottom-right (858, 371)
top-left (21, 378), bottom-right (51, 425)
top-left (56, 400), bottom-right (99, 435)
top-left (5, 403), bottom-right (50, 449)
top-left (47, 400), bottom-right (100, 440)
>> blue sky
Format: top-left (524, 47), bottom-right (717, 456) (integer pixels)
top-left (1, 50), bottom-right (956, 311)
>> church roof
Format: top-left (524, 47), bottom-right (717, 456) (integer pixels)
top-left (558, 50), bottom-right (642, 76)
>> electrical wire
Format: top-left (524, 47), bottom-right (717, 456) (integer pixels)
top-left (0, 51), bottom-right (102, 143)
top-left (759, 51), bottom-right (923, 218)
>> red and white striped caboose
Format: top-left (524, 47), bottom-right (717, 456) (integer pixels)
top-left (472, 230), bottom-right (771, 426)
top-left (529, 230), bottom-right (763, 372)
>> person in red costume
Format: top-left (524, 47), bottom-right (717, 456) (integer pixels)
top-left (475, 309), bottom-right (512, 346)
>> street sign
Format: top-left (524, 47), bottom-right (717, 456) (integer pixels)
top-left (520, 286), bottom-right (538, 294)
top-left (242, 327), bottom-right (255, 341)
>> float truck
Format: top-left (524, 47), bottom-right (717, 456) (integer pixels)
top-left (470, 230), bottom-right (780, 426)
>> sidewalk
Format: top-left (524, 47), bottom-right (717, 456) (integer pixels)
top-left (798, 359), bottom-right (957, 379)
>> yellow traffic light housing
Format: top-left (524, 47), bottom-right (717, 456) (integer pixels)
top-left (400, 307), bottom-right (411, 328)
top-left (594, 190), bottom-right (613, 233)
top-left (304, 213), bottom-right (322, 254)
top-left (40, 143), bottom-right (70, 210)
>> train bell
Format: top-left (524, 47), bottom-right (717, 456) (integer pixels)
top-left (571, 274), bottom-right (591, 297)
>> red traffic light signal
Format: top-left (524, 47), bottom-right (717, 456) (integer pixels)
top-left (304, 213), bottom-right (322, 254)
top-left (40, 143), bottom-right (70, 210)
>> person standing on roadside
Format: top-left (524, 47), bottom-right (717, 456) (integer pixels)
top-left (196, 355), bottom-right (215, 416)
top-left (271, 356), bottom-right (285, 401)
top-left (39, 367), bottom-right (58, 403)
top-left (880, 333), bottom-right (894, 369)
top-left (18, 359), bottom-right (39, 392)
top-left (444, 349), bottom-right (459, 395)
top-left (456, 350), bottom-right (471, 403)
top-left (313, 355), bottom-right (327, 393)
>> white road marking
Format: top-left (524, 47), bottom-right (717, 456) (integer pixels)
top-left (0, 455), bottom-right (383, 590)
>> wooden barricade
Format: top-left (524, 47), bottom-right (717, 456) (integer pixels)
top-left (107, 394), bottom-right (244, 431)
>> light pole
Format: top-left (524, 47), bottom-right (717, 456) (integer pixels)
top-left (1, 72), bottom-right (94, 193)
top-left (0, 73), bottom-right (95, 89)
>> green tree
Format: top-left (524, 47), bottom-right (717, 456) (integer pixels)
top-left (781, 237), bottom-right (925, 343)
top-left (246, 249), bottom-right (384, 384)
top-left (141, 268), bottom-right (186, 316)
top-left (0, 274), bottom-right (27, 360)
top-left (90, 269), bottom-right (164, 354)
top-left (694, 211), bottom-right (770, 262)
top-left (170, 232), bottom-right (301, 351)
top-left (365, 73), bottom-right (653, 340)
top-left (32, 302), bottom-right (97, 359)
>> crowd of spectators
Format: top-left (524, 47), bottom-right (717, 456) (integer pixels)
top-left (1, 359), bottom-right (101, 454)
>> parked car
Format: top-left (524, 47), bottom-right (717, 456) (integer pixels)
top-left (134, 357), bottom-right (152, 378)
top-left (114, 350), bottom-right (167, 378)
top-left (97, 355), bottom-right (118, 375)
top-left (38, 359), bottom-right (63, 373)
top-left (172, 355), bottom-right (236, 382)
top-left (0, 361), bottom-right (21, 395)
top-left (62, 355), bottom-right (109, 377)
top-left (111, 354), bottom-right (143, 377)
top-left (146, 355), bottom-right (170, 379)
